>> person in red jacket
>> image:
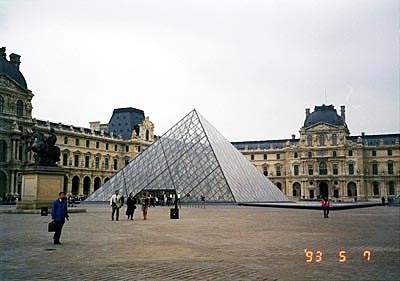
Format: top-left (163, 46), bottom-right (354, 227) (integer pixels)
top-left (321, 197), bottom-right (330, 218)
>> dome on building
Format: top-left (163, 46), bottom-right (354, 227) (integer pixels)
top-left (304, 104), bottom-right (345, 127)
top-left (0, 47), bottom-right (28, 89)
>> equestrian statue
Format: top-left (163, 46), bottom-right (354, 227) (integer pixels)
top-left (25, 128), bottom-right (61, 166)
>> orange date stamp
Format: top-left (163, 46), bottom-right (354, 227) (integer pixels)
top-left (304, 249), bottom-right (371, 263)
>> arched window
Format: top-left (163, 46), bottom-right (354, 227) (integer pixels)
top-left (307, 135), bottom-right (313, 147)
top-left (0, 140), bottom-right (7, 162)
top-left (16, 100), bottom-right (23, 117)
top-left (71, 176), bottom-right (80, 195)
top-left (319, 134), bottom-right (325, 146)
top-left (94, 177), bottom-right (101, 191)
top-left (319, 162), bottom-right (327, 175)
top-left (0, 171), bottom-right (7, 199)
top-left (348, 163), bottom-right (354, 175)
top-left (293, 164), bottom-right (299, 176)
top-left (389, 182), bottom-right (395, 195)
top-left (372, 161), bottom-right (378, 175)
top-left (276, 182), bottom-right (282, 190)
top-left (276, 165), bottom-right (281, 176)
top-left (263, 165), bottom-right (268, 176)
top-left (292, 182), bottom-right (301, 197)
top-left (74, 154), bottom-right (80, 167)
top-left (331, 134), bottom-right (337, 145)
top-left (388, 161), bottom-right (394, 175)
top-left (83, 176), bottom-right (91, 195)
top-left (145, 129), bottom-right (150, 141)
top-left (332, 163), bottom-right (338, 175)
top-left (347, 182), bottom-right (357, 197)
top-left (308, 164), bottom-right (313, 175)
top-left (95, 156), bottom-right (100, 169)
top-left (0, 96), bottom-right (3, 113)
top-left (373, 182), bottom-right (379, 196)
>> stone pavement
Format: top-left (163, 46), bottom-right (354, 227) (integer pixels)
top-left (0, 203), bottom-right (399, 280)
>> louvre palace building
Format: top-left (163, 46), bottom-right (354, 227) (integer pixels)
top-left (0, 47), bottom-right (399, 202)
top-left (232, 105), bottom-right (399, 202)
top-left (0, 47), bottom-right (154, 201)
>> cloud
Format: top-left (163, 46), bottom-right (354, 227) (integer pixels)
top-left (0, 0), bottom-right (398, 140)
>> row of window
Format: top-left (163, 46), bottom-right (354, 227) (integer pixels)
top-left (371, 149), bottom-right (393, 156)
top-left (62, 153), bottom-right (130, 170)
top-left (262, 161), bottom-right (395, 177)
top-left (0, 96), bottom-right (24, 117)
top-left (306, 134), bottom-right (338, 146)
top-left (63, 137), bottom-right (141, 152)
top-left (250, 150), bottom-right (353, 160)
top-left (284, 181), bottom-right (396, 197)
top-left (250, 149), bottom-right (394, 161)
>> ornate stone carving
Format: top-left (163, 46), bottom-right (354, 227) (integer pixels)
top-left (0, 75), bottom-right (18, 91)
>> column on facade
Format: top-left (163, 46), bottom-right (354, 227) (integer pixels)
top-left (78, 179), bottom-right (83, 196)
top-left (358, 179), bottom-right (364, 199)
top-left (10, 139), bottom-right (16, 161)
top-left (10, 171), bottom-right (15, 194)
top-left (301, 180), bottom-right (306, 199)
top-left (67, 177), bottom-right (73, 195)
top-left (14, 140), bottom-right (19, 160)
top-left (382, 176), bottom-right (387, 198)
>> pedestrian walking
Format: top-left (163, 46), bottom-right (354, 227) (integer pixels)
top-left (201, 194), bottom-right (206, 208)
top-left (51, 191), bottom-right (69, 245)
top-left (110, 190), bottom-right (122, 221)
top-left (142, 193), bottom-right (150, 220)
top-left (321, 196), bottom-right (330, 218)
top-left (126, 192), bottom-right (136, 220)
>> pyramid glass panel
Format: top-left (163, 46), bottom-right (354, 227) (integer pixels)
top-left (197, 112), bottom-right (289, 202)
top-left (86, 110), bottom-right (289, 203)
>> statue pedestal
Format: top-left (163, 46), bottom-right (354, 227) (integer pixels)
top-left (16, 166), bottom-right (65, 210)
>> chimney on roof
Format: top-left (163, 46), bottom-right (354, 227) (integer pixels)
top-left (305, 108), bottom-right (310, 118)
top-left (89, 121), bottom-right (101, 131)
top-left (9, 53), bottom-right (21, 69)
top-left (340, 105), bottom-right (346, 122)
top-left (291, 134), bottom-right (295, 140)
top-left (0, 47), bottom-right (6, 60)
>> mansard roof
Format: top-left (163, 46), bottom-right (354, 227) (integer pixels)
top-left (232, 138), bottom-right (300, 150)
top-left (0, 48), bottom-right (27, 90)
top-left (34, 119), bottom-right (116, 139)
top-left (304, 104), bottom-right (345, 128)
top-left (232, 133), bottom-right (399, 149)
top-left (347, 133), bottom-right (400, 146)
top-left (107, 107), bottom-right (145, 139)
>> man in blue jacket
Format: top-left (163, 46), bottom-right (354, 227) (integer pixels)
top-left (51, 192), bottom-right (69, 244)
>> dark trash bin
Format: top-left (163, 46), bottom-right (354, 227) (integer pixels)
top-left (41, 207), bottom-right (48, 216)
top-left (170, 208), bottom-right (179, 219)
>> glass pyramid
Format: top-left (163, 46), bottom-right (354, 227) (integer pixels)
top-left (86, 110), bottom-right (289, 203)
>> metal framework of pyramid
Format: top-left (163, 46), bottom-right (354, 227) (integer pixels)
top-left (86, 110), bottom-right (289, 203)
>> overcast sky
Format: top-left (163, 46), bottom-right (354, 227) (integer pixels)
top-left (0, 0), bottom-right (399, 141)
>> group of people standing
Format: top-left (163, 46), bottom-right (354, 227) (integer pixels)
top-left (109, 191), bottom-right (151, 221)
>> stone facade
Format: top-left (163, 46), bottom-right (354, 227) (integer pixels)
top-left (1, 47), bottom-right (399, 203)
top-left (0, 48), bottom-right (155, 201)
top-left (233, 105), bottom-right (400, 202)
